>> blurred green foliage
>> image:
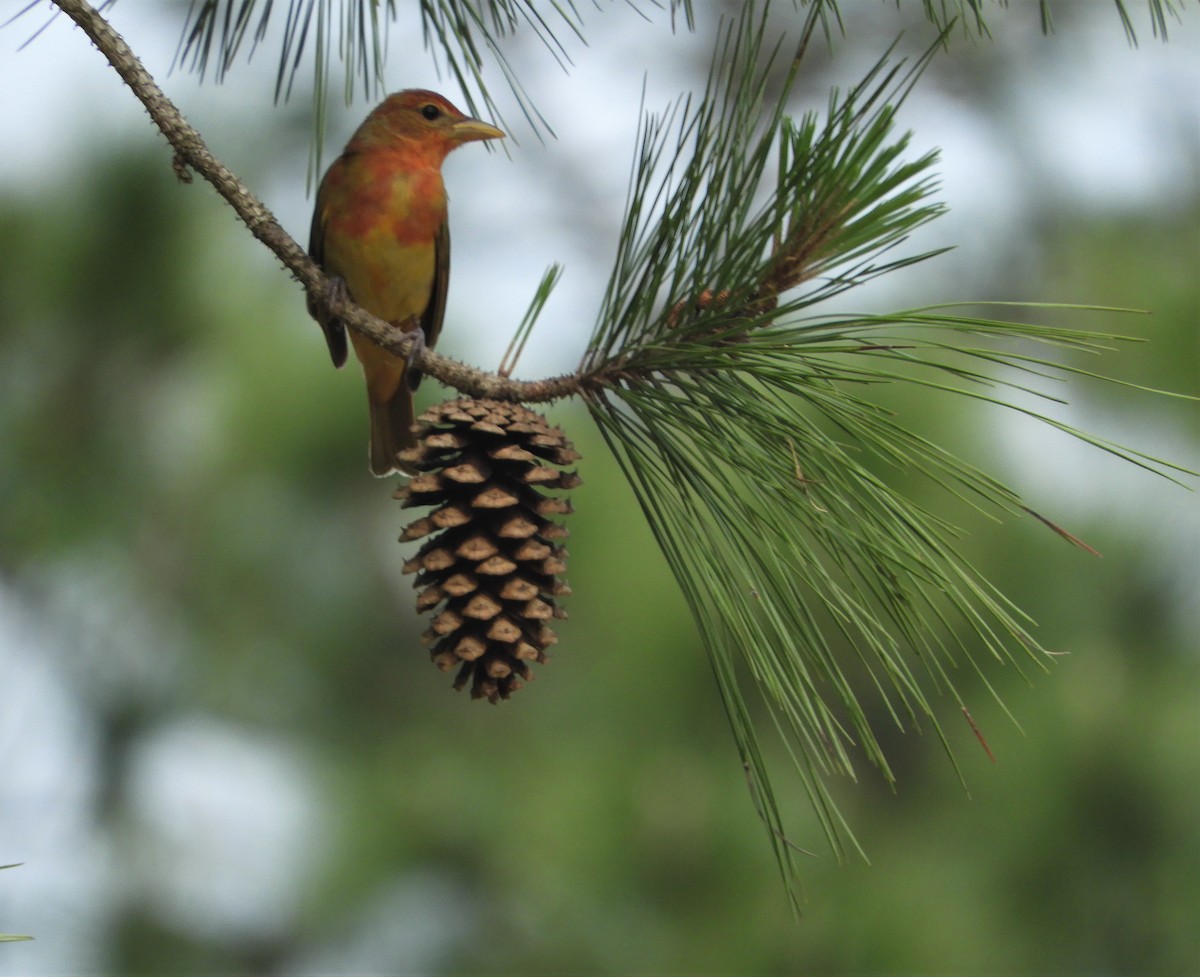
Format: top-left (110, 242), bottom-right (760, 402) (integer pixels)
top-left (2, 83), bottom-right (1198, 977)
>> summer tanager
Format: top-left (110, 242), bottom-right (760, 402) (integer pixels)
top-left (308, 90), bottom-right (504, 475)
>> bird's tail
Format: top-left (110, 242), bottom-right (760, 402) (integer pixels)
top-left (366, 387), bottom-right (417, 476)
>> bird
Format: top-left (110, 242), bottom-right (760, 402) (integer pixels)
top-left (308, 90), bottom-right (504, 475)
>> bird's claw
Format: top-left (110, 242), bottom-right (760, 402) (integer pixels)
top-left (315, 274), bottom-right (352, 368)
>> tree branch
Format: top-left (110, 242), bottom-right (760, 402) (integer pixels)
top-left (49, 0), bottom-right (593, 404)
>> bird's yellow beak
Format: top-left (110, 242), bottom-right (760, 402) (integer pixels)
top-left (451, 118), bottom-right (506, 144)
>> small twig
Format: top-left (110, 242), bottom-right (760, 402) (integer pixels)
top-left (48, 0), bottom-right (590, 405)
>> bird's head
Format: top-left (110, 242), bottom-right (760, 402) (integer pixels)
top-left (352, 89), bottom-right (505, 160)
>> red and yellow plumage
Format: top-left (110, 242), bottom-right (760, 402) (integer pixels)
top-left (308, 90), bottom-right (504, 474)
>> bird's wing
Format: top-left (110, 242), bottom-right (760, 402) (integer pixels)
top-left (422, 219), bottom-right (450, 352)
top-left (307, 162), bottom-right (350, 369)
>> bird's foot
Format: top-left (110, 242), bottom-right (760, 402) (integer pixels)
top-left (403, 328), bottom-right (428, 391)
top-left (327, 275), bottom-right (351, 315)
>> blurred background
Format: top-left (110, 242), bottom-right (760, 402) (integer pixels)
top-left (1, 1), bottom-right (1197, 973)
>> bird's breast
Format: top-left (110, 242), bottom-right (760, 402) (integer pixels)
top-left (319, 154), bottom-right (447, 325)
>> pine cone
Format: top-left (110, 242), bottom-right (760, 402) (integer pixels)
top-left (395, 399), bottom-right (582, 702)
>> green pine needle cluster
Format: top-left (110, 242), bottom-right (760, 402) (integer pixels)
top-left (917, 0), bottom-right (1182, 43)
top-left (580, 4), bottom-right (1191, 899)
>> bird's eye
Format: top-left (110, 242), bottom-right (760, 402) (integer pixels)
top-left (420, 103), bottom-right (442, 121)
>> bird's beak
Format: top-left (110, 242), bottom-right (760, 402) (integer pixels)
top-left (451, 118), bottom-right (506, 144)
